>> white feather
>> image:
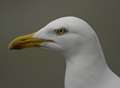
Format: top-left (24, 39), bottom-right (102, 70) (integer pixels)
top-left (33, 16), bottom-right (120, 88)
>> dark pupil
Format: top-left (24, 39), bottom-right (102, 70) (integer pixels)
top-left (59, 29), bottom-right (63, 32)
top-left (56, 28), bottom-right (67, 34)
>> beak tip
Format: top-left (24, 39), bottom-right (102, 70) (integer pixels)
top-left (8, 42), bottom-right (22, 50)
top-left (8, 46), bottom-right (22, 50)
top-left (8, 44), bottom-right (14, 50)
top-left (8, 43), bottom-right (13, 49)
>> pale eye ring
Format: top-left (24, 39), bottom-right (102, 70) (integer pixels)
top-left (54, 28), bottom-right (68, 35)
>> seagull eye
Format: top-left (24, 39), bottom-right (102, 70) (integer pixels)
top-left (54, 28), bottom-right (68, 35)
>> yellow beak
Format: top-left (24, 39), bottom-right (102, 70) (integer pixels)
top-left (8, 33), bottom-right (53, 50)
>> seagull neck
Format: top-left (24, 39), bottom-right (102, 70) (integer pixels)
top-left (64, 39), bottom-right (109, 88)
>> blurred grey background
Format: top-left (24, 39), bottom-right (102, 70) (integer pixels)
top-left (0, 0), bottom-right (120, 88)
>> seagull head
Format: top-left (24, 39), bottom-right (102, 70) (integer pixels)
top-left (9, 16), bottom-right (96, 54)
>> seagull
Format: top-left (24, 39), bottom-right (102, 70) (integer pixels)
top-left (9, 16), bottom-right (120, 88)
